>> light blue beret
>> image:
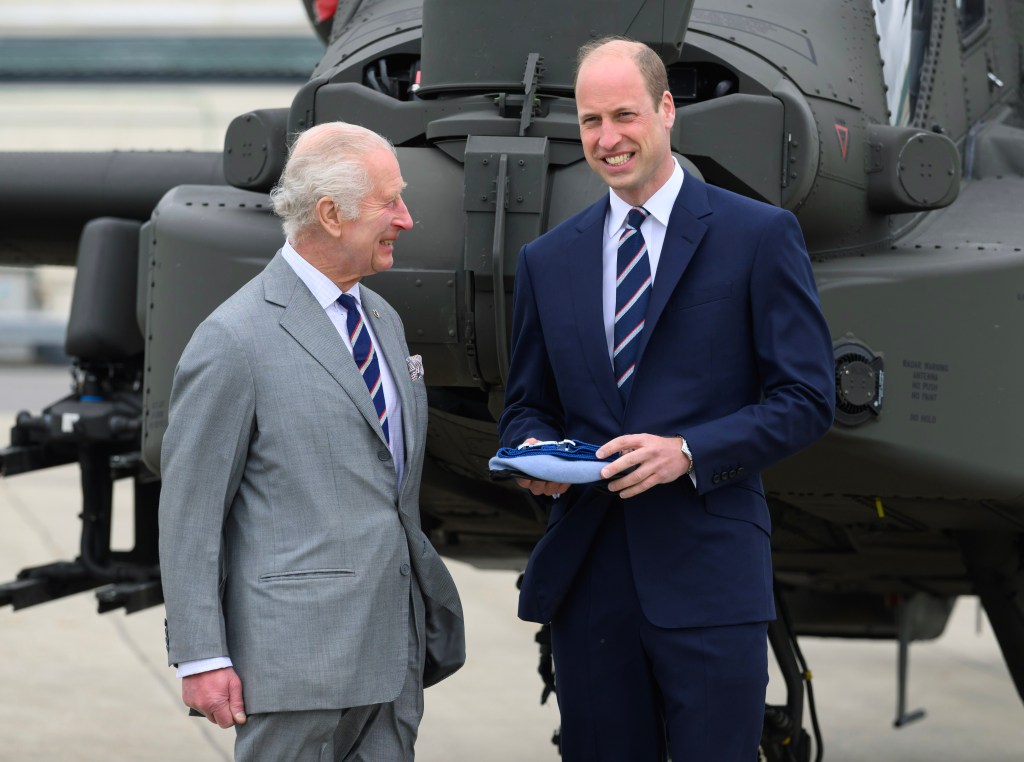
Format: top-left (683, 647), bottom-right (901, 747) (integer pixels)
top-left (488, 440), bottom-right (616, 484)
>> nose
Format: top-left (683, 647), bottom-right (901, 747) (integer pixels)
top-left (394, 197), bottom-right (413, 230)
top-left (598, 122), bottom-right (621, 150)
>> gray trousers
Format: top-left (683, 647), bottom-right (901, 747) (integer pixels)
top-left (234, 583), bottom-right (426, 762)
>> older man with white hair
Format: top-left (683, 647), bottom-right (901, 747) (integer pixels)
top-left (159, 121), bottom-right (464, 762)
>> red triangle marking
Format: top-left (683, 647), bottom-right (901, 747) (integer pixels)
top-left (835, 124), bottom-right (850, 161)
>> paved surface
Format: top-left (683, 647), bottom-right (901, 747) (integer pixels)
top-left (2, 364), bottom-right (1024, 760)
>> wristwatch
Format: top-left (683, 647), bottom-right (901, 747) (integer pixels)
top-left (677, 436), bottom-right (695, 476)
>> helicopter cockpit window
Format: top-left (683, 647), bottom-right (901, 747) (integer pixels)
top-left (873, 0), bottom-right (932, 126)
top-left (957, 0), bottom-right (986, 38)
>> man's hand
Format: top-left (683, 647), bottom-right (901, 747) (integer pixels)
top-left (514, 476), bottom-right (572, 497)
top-left (514, 438), bottom-right (570, 497)
top-left (182, 667), bottom-right (247, 728)
top-left (596, 434), bottom-right (690, 499)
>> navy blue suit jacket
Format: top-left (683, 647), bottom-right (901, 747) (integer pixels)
top-left (500, 171), bottom-right (835, 629)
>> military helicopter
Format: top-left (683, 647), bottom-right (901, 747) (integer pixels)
top-left (1, 0), bottom-right (1023, 758)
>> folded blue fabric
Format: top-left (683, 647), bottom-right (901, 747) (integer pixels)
top-left (488, 440), bottom-right (615, 484)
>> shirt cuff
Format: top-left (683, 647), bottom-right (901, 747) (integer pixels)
top-left (176, 656), bottom-right (233, 678)
top-left (678, 436), bottom-right (697, 488)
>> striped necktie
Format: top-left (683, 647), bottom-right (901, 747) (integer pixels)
top-left (337, 293), bottom-right (389, 445)
top-left (613, 206), bottom-right (652, 399)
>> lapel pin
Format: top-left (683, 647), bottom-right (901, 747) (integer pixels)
top-left (372, 309), bottom-right (381, 319)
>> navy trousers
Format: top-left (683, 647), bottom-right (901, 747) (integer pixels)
top-left (549, 503), bottom-right (768, 761)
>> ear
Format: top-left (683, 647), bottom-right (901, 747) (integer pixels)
top-left (661, 90), bottom-right (676, 130)
top-left (315, 196), bottom-right (344, 238)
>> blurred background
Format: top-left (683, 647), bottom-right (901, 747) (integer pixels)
top-left (0, 0), bottom-right (314, 364)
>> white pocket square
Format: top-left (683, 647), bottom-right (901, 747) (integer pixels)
top-left (406, 354), bottom-right (424, 381)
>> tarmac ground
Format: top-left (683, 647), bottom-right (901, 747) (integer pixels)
top-left (1, 364), bottom-right (1023, 761)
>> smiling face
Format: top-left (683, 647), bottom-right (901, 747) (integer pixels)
top-left (315, 148), bottom-right (414, 291)
top-left (575, 46), bottom-right (676, 206)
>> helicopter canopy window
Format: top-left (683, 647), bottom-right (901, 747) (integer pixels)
top-left (957, 0), bottom-right (986, 37)
top-left (873, 0), bottom-right (932, 125)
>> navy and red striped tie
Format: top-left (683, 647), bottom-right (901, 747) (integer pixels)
top-left (613, 206), bottom-right (652, 399)
top-left (337, 293), bottom-right (389, 445)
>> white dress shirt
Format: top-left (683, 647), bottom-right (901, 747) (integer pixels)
top-left (280, 242), bottom-right (406, 487)
top-left (599, 161), bottom-right (695, 486)
top-left (602, 159), bottom-right (684, 364)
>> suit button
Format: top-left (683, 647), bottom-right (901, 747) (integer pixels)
top-left (729, 469), bottom-right (737, 478)
top-left (737, 467), bottom-right (745, 475)
top-left (400, 563), bottom-right (411, 576)
top-left (377, 449), bottom-right (391, 461)
top-left (712, 474), bottom-right (721, 484)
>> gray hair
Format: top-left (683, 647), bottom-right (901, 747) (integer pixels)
top-left (270, 122), bottom-right (397, 240)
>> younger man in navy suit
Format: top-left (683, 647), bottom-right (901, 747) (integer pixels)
top-left (499, 37), bottom-right (835, 761)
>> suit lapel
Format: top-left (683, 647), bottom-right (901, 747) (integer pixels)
top-left (264, 253), bottom-right (387, 442)
top-left (633, 171), bottom-right (711, 368)
top-left (569, 197), bottom-right (625, 420)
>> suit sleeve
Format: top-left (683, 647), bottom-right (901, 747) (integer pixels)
top-left (159, 317), bottom-right (256, 666)
top-left (498, 244), bottom-right (565, 448)
top-left (683, 209), bottom-right (835, 494)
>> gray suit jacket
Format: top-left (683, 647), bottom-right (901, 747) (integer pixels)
top-left (159, 252), bottom-right (463, 713)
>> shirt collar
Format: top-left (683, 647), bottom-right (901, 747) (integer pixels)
top-left (606, 159), bottom-right (684, 239)
top-left (280, 240), bottom-right (362, 309)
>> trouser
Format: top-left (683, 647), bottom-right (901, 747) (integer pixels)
top-left (550, 503), bottom-right (769, 762)
top-left (234, 582), bottom-right (426, 762)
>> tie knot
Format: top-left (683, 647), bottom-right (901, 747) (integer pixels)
top-left (336, 293), bottom-right (357, 311)
top-left (626, 206), bottom-right (649, 231)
